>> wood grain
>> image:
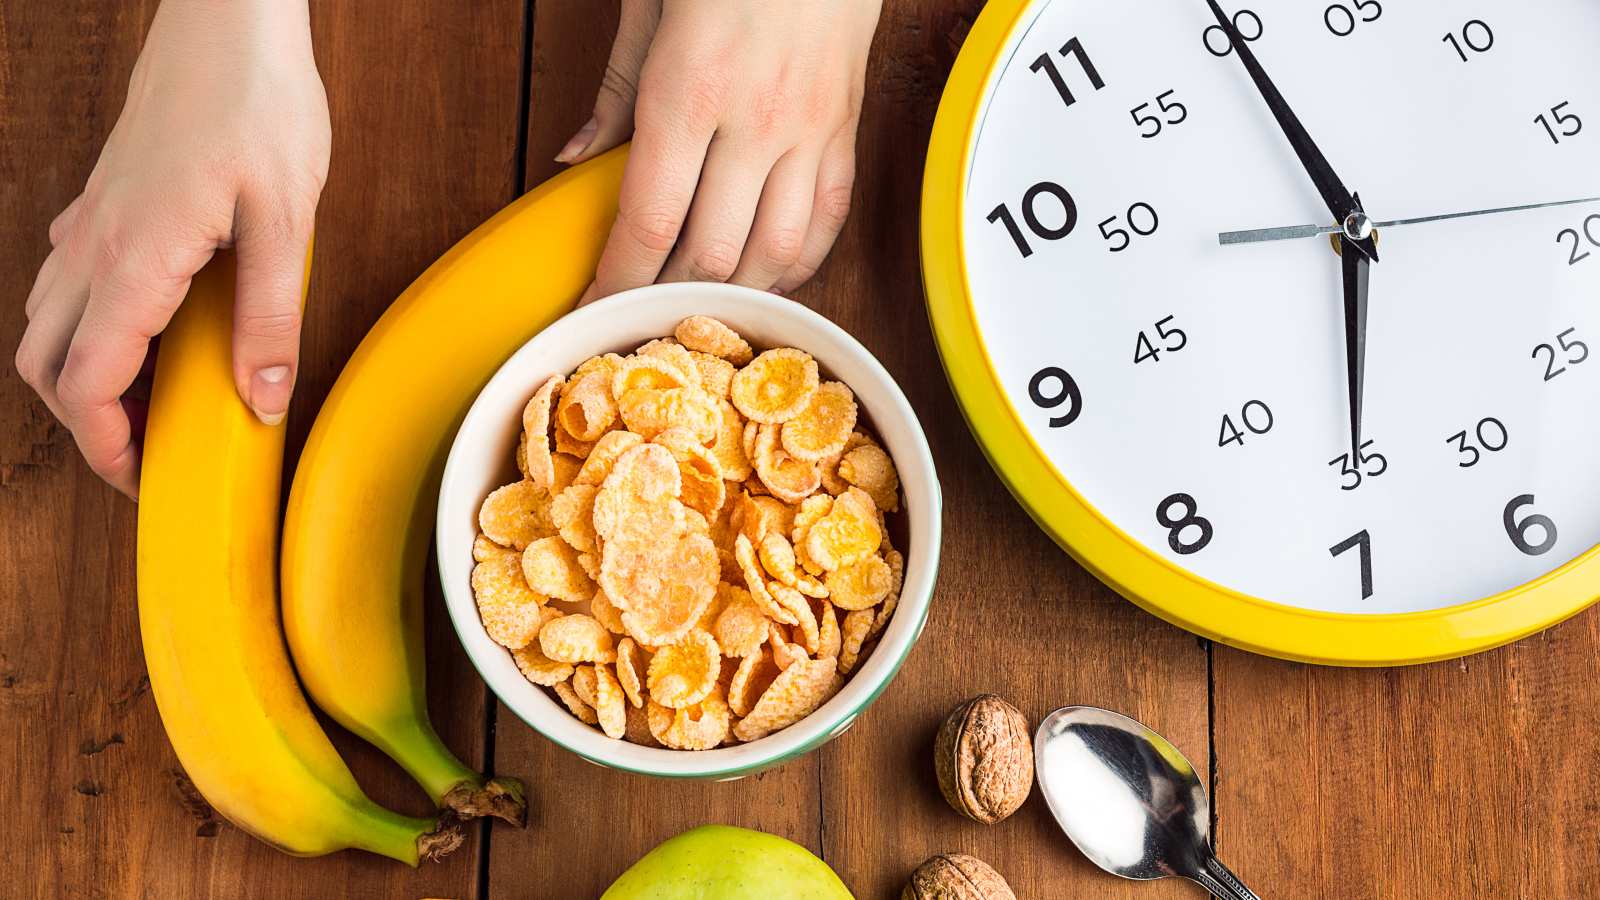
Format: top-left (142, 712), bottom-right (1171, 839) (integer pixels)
top-left (0, 0), bottom-right (527, 896)
top-left (1212, 612), bottom-right (1600, 898)
top-left (6, 1), bottom-right (1600, 898)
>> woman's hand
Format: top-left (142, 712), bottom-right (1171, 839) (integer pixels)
top-left (563, 0), bottom-right (882, 302)
top-left (15, 0), bottom-right (330, 498)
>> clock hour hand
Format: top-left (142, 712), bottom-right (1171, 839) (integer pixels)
top-left (1218, 195), bottom-right (1600, 245)
top-left (1205, 0), bottom-right (1378, 261)
top-left (1340, 224), bottom-right (1370, 462)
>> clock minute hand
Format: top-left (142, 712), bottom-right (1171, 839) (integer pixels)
top-left (1205, 0), bottom-right (1378, 261)
top-left (1219, 195), bottom-right (1600, 245)
top-left (1341, 232), bottom-right (1371, 462)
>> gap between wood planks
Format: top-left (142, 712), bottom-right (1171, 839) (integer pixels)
top-left (476, 2), bottom-right (538, 897)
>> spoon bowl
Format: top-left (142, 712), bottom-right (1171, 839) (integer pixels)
top-left (1034, 706), bottom-right (1259, 899)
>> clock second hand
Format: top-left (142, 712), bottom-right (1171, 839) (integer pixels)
top-left (1219, 195), bottom-right (1600, 245)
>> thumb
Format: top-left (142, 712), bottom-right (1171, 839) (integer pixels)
top-left (556, 0), bottom-right (660, 164)
top-left (231, 196), bottom-right (312, 426)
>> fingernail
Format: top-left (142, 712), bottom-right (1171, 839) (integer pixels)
top-left (555, 117), bottom-right (599, 163)
top-left (250, 365), bottom-right (292, 426)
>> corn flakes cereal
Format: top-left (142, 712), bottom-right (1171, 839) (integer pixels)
top-left (574, 430), bottom-right (644, 487)
top-left (477, 319), bottom-right (909, 750)
top-left (592, 663), bottom-right (627, 739)
top-left (554, 429), bottom-right (596, 459)
top-left (838, 443), bottom-right (900, 512)
top-left (727, 648), bottom-right (780, 717)
top-left (624, 702), bottom-right (660, 746)
top-left (816, 600), bottom-right (841, 660)
top-left (472, 553), bottom-right (547, 649)
top-left (732, 657), bottom-right (841, 742)
top-left (771, 582), bottom-right (820, 653)
top-left (590, 587), bottom-right (627, 634)
top-left (474, 532), bottom-right (511, 563)
top-left (646, 630), bottom-right (722, 709)
top-left (520, 376), bottom-right (563, 491)
top-left (757, 531), bottom-right (799, 586)
top-left (478, 480), bottom-right (555, 550)
top-left (769, 622), bottom-right (807, 671)
top-left (636, 339), bottom-right (701, 385)
top-left (550, 483), bottom-right (599, 554)
top-left (539, 613), bottom-right (616, 664)
top-left (868, 549), bottom-right (905, 640)
top-left (710, 400), bottom-right (753, 483)
top-left (551, 453), bottom-right (582, 493)
top-left (648, 691), bottom-right (731, 750)
top-left (838, 608), bottom-right (875, 675)
top-left (752, 424), bottom-right (822, 503)
top-left (620, 385), bottom-right (721, 443)
top-left (654, 428), bottom-right (726, 520)
top-left (824, 554), bottom-right (892, 611)
top-left (553, 680), bottom-right (599, 725)
top-left (511, 640), bottom-right (573, 686)
top-left (712, 585), bottom-right (770, 658)
top-left (556, 372), bottom-right (617, 443)
top-left (611, 354), bottom-right (693, 396)
top-left (675, 315), bottom-right (754, 365)
top-left (780, 382), bottom-right (857, 462)
top-left (613, 530), bottom-right (720, 647)
top-left (689, 351), bottom-right (736, 399)
top-left (735, 534), bottom-right (798, 625)
top-left (791, 494), bottom-right (833, 576)
top-left (730, 348), bottom-right (819, 424)
top-left (805, 487), bottom-right (882, 572)
top-left (572, 664), bottom-right (599, 707)
top-left (615, 637), bottom-right (646, 707)
top-left (522, 536), bottom-right (597, 603)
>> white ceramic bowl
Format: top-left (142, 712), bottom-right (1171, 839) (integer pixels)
top-left (437, 283), bottom-right (941, 778)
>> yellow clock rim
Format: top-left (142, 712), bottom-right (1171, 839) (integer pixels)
top-left (920, 0), bottom-right (1600, 666)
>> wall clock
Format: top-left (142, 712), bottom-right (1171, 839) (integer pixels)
top-left (923, 0), bottom-right (1600, 664)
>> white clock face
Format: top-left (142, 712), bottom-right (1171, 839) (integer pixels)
top-left (963, 0), bottom-right (1600, 613)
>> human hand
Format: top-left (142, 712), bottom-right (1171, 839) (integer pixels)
top-left (562, 0), bottom-right (882, 303)
top-left (15, 0), bottom-right (330, 498)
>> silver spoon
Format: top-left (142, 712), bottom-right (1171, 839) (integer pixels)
top-left (1034, 706), bottom-right (1260, 899)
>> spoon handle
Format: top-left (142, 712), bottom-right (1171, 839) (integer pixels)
top-left (1191, 854), bottom-right (1261, 900)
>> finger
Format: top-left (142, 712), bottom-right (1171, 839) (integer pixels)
top-left (25, 243), bottom-right (68, 320)
top-left (49, 194), bottom-right (85, 248)
top-left (774, 127), bottom-right (858, 295)
top-left (56, 250), bottom-right (192, 497)
top-left (582, 111), bottom-right (713, 303)
top-left (14, 268), bottom-right (91, 425)
top-left (231, 194), bottom-right (312, 426)
top-left (557, 0), bottom-right (660, 164)
top-left (727, 146), bottom-right (818, 291)
top-left (657, 137), bottom-right (776, 284)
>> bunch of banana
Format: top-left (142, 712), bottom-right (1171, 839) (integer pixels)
top-left (138, 254), bottom-right (459, 864)
top-left (280, 148), bottom-right (629, 822)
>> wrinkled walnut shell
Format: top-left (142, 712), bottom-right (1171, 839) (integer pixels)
top-left (934, 693), bottom-right (1033, 824)
top-left (902, 853), bottom-right (1016, 900)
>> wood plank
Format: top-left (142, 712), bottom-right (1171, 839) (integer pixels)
top-left (812, 3), bottom-right (1210, 897)
top-left (482, 5), bottom-right (826, 898)
top-left (1212, 612), bottom-right (1600, 898)
top-left (0, 0), bottom-right (526, 895)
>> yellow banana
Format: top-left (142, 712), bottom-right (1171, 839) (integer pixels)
top-left (282, 147), bottom-right (629, 822)
top-left (137, 253), bottom-right (459, 864)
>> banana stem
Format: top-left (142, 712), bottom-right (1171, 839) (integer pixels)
top-left (342, 802), bottom-right (461, 866)
top-left (374, 716), bottom-right (527, 826)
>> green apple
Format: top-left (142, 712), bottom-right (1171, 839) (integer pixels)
top-left (601, 825), bottom-right (854, 899)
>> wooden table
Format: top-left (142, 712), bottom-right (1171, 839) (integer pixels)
top-left (4, 2), bottom-right (1599, 897)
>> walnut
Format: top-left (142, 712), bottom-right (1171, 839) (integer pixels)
top-left (902, 853), bottom-right (1016, 900)
top-left (933, 693), bottom-right (1033, 824)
